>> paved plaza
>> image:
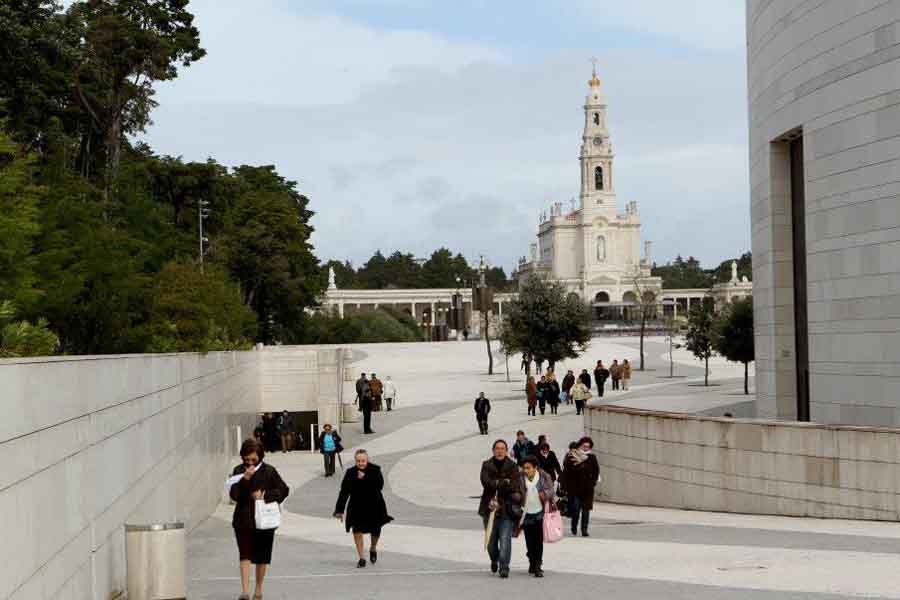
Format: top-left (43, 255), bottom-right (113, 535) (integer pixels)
top-left (189, 338), bottom-right (900, 599)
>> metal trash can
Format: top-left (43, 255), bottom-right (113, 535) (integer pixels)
top-left (125, 522), bottom-right (186, 600)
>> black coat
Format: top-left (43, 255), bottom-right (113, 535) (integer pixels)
top-left (474, 396), bottom-right (491, 417)
top-left (548, 380), bottom-right (561, 405)
top-left (537, 450), bottom-right (562, 481)
top-left (229, 462), bottom-right (290, 530)
top-left (318, 431), bottom-right (343, 454)
top-left (594, 367), bottom-right (609, 389)
top-left (512, 439), bottom-right (536, 463)
top-left (560, 452), bottom-right (601, 506)
top-left (578, 372), bottom-right (592, 389)
top-left (562, 374), bottom-right (576, 393)
top-left (334, 464), bottom-right (393, 533)
top-left (478, 457), bottom-right (524, 517)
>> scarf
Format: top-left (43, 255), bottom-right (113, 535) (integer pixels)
top-left (570, 449), bottom-right (591, 465)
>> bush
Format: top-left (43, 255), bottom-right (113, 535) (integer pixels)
top-left (301, 307), bottom-right (423, 344)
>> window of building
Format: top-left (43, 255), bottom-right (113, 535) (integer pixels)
top-left (595, 166), bottom-right (603, 191)
top-left (593, 112), bottom-right (600, 126)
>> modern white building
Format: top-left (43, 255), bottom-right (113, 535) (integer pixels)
top-left (747, 0), bottom-right (900, 424)
top-left (516, 65), bottom-right (663, 317)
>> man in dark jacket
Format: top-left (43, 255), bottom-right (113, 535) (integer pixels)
top-left (355, 373), bottom-right (367, 408)
top-left (479, 440), bottom-right (523, 579)
top-left (536, 442), bottom-right (562, 481)
top-left (360, 378), bottom-right (375, 434)
top-left (578, 369), bottom-right (592, 390)
top-left (512, 430), bottom-right (536, 464)
top-left (474, 392), bottom-right (491, 435)
top-left (593, 360), bottom-right (610, 398)
top-left (562, 370), bottom-right (576, 405)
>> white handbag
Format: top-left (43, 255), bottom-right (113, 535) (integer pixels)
top-left (254, 498), bottom-right (281, 530)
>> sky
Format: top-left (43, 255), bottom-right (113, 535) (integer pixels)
top-left (141, 0), bottom-right (750, 274)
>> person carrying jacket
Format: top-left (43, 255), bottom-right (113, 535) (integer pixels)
top-left (318, 424), bottom-right (343, 477)
top-left (479, 439), bottom-right (524, 579)
top-left (474, 392), bottom-right (491, 435)
top-left (512, 430), bottom-right (536, 464)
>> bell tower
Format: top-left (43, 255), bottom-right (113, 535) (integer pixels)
top-left (580, 60), bottom-right (615, 216)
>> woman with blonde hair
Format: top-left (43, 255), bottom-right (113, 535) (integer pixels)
top-left (334, 449), bottom-right (393, 568)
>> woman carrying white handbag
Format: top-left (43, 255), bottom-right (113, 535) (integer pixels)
top-left (227, 438), bottom-right (290, 600)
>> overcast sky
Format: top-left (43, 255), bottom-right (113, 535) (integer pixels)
top-left (142, 0), bottom-right (750, 273)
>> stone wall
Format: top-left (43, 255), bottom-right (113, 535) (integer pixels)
top-left (1, 351), bottom-right (261, 600)
top-left (747, 1), bottom-right (900, 423)
top-left (589, 404), bottom-right (900, 521)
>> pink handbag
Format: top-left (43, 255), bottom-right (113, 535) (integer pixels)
top-left (542, 501), bottom-right (564, 543)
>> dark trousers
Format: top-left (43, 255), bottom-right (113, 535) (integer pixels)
top-left (538, 399), bottom-right (546, 415)
top-left (549, 402), bottom-right (558, 415)
top-left (574, 400), bottom-right (585, 415)
top-left (569, 496), bottom-right (591, 534)
top-left (477, 417), bottom-right (489, 434)
top-left (386, 397), bottom-right (393, 411)
top-left (523, 518), bottom-right (544, 567)
top-left (323, 451), bottom-right (336, 475)
top-left (363, 408), bottom-right (373, 433)
top-left (612, 378), bottom-right (620, 390)
top-left (527, 405), bottom-right (535, 416)
top-left (597, 381), bottom-right (606, 397)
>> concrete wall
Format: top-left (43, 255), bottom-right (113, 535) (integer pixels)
top-left (747, 1), bottom-right (900, 423)
top-left (1, 351), bottom-right (260, 600)
top-left (589, 404), bottom-right (900, 521)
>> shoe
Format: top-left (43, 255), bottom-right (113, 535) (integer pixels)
top-left (528, 563), bottom-right (535, 574)
top-left (370, 550), bottom-right (377, 564)
top-left (582, 531), bottom-right (589, 537)
top-left (490, 561), bottom-right (498, 573)
top-left (357, 559), bottom-right (366, 568)
top-left (238, 595), bottom-right (249, 600)
top-left (534, 568), bottom-right (544, 578)
top-left (499, 569), bottom-right (509, 579)
top-left (571, 529), bottom-right (577, 536)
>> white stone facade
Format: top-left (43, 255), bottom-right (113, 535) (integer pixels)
top-left (518, 66), bottom-right (662, 308)
top-left (748, 1), bottom-right (900, 424)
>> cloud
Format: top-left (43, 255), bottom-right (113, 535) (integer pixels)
top-left (142, 2), bottom-right (750, 273)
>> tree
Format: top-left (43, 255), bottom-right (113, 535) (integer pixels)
top-left (67, 0), bottom-right (205, 191)
top-left (320, 259), bottom-right (357, 289)
top-left (0, 301), bottom-right (58, 358)
top-left (423, 248), bottom-right (473, 288)
top-left (714, 297), bottom-right (754, 394)
top-left (715, 251), bottom-right (753, 283)
top-left (630, 278), bottom-right (657, 371)
top-left (498, 276), bottom-right (591, 373)
top-left (652, 255), bottom-right (714, 289)
top-left (685, 300), bottom-right (716, 386)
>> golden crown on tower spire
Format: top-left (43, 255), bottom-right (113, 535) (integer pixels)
top-left (588, 57), bottom-right (600, 87)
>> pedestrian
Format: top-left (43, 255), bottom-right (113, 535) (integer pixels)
top-left (609, 360), bottom-right (621, 391)
top-left (622, 359), bottom-right (632, 390)
top-left (593, 360), bottom-right (609, 398)
top-left (479, 439), bottom-right (523, 579)
top-left (463, 327), bottom-right (470, 341)
top-left (560, 436), bottom-right (600, 537)
top-left (334, 449), bottom-right (393, 568)
top-left (561, 370), bottom-right (576, 405)
top-left (383, 376), bottom-right (397, 411)
top-left (277, 410), bottom-right (294, 453)
top-left (536, 375), bottom-right (548, 415)
top-left (318, 424), bottom-right (343, 477)
top-left (253, 417), bottom-right (264, 443)
top-left (547, 374), bottom-right (561, 415)
top-left (518, 456), bottom-right (556, 578)
top-left (370, 373), bottom-right (384, 411)
top-left (360, 376), bottom-right (375, 434)
top-left (227, 438), bottom-right (289, 600)
top-left (571, 377), bottom-right (592, 415)
top-left (512, 430), bottom-right (536, 464)
top-left (355, 373), bottom-right (367, 408)
top-left (474, 392), bottom-right (491, 435)
top-left (578, 368), bottom-right (591, 390)
top-left (520, 353), bottom-right (529, 372)
top-left (261, 413), bottom-right (277, 452)
top-left (525, 376), bottom-right (537, 416)
top-left (536, 442), bottom-right (562, 482)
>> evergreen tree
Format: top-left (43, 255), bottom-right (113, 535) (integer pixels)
top-left (685, 301), bottom-right (716, 386)
top-left (714, 297), bottom-right (755, 394)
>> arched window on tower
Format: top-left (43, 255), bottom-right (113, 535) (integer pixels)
top-left (593, 112), bottom-right (600, 126)
top-left (596, 235), bottom-right (606, 263)
top-left (595, 166), bottom-right (604, 191)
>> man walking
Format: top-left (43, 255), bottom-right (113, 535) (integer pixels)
top-left (277, 410), bottom-right (294, 453)
top-left (360, 376), bottom-right (375, 434)
top-left (512, 430), bottom-right (536, 464)
top-left (610, 360), bottom-right (621, 391)
top-left (474, 392), bottom-right (491, 435)
top-left (370, 373), bottom-right (384, 411)
top-left (562, 370), bottom-right (576, 405)
top-left (383, 376), bottom-right (397, 411)
top-left (593, 360), bottom-right (609, 398)
top-left (578, 368), bottom-right (592, 390)
top-left (355, 373), bottom-right (368, 409)
top-left (479, 440), bottom-right (522, 579)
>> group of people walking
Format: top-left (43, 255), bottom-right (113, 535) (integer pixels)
top-left (480, 433), bottom-right (601, 579)
top-left (525, 359), bottom-right (633, 417)
top-left (253, 411), bottom-right (304, 452)
top-left (355, 372), bottom-right (398, 435)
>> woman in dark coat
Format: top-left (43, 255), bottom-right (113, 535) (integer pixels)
top-left (334, 449), bottom-right (393, 568)
top-left (228, 438), bottom-right (290, 600)
top-left (547, 376), bottom-right (561, 415)
top-left (560, 436), bottom-right (600, 537)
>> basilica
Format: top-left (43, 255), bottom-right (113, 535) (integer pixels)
top-left (516, 65), bottom-right (662, 317)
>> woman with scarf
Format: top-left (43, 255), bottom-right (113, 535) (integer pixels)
top-left (517, 456), bottom-right (556, 577)
top-left (560, 436), bottom-right (600, 537)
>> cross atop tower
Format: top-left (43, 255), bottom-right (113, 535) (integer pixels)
top-left (589, 57), bottom-right (600, 87)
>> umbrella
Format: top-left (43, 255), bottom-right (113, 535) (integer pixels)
top-left (484, 507), bottom-right (495, 551)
